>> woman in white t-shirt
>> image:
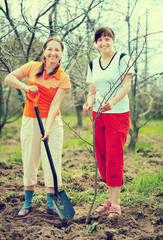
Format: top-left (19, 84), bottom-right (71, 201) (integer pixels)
top-left (83, 26), bottom-right (134, 218)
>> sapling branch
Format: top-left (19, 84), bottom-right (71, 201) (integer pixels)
top-left (61, 118), bottom-right (93, 148)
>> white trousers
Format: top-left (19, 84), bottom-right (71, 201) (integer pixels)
top-left (20, 115), bottom-right (63, 187)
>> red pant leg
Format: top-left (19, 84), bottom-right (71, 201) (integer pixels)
top-left (92, 112), bottom-right (106, 181)
top-left (104, 112), bottom-right (130, 186)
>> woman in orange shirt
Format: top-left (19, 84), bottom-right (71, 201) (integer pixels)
top-left (5, 37), bottom-right (71, 217)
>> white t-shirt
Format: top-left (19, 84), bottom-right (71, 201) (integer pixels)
top-left (86, 51), bottom-right (134, 113)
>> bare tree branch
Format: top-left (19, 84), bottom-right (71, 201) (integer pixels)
top-left (62, 0), bottom-right (103, 38)
top-left (137, 91), bottom-right (153, 118)
top-left (138, 110), bottom-right (162, 129)
top-left (0, 0), bottom-right (26, 55)
top-left (131, 31), bottom-right (163, 42)
top-left (20, 0), bottom-right (60, 61)
top-left (62, 117), bottom-right (93, 148)
top-left (129, 0), bottom-right (138, 17)
top-left (139, 72), bottom-right (163, 86)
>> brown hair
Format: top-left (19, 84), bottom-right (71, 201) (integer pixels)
top-left (94, 27), bottom-right (115, 43)
top-left (36, 37), bottom-right (64, 77)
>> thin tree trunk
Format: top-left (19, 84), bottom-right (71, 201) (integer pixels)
top-left (76, 105), bottom-right (83, 127)
top-left (128, 125), bottom-right (139, 149)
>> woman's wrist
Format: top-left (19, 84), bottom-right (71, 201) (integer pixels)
top-left (86, 101), bottom-right (93, 107)
top-left (110, 98), bottom-right (117, 106)
top-left (24, 85), bottom-right (29, 91)
top-left (87, 97), bottom-right (95, 107)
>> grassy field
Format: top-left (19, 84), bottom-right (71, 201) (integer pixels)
top-left (0, 115), bottom-right (163, 206)
top-left (0, 115), bottom-right (162, 239)
top-left (62, 115), bottom-right (163, 204)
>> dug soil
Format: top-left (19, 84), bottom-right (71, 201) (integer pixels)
top-left (0, 121), bottom-right (162, 240)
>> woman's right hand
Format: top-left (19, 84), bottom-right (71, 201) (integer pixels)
top-left (83, 103), bottom-right (92, 114)
top-left (26, 85), bottom-right (39, 93)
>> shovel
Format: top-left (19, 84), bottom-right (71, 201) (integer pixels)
top-left (26, 91), bottom-right (75, 220)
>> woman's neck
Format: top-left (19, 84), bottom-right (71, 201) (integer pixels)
top-left (45, 62), bottom-right (58, 74)
top-left (101, 50), bottom-right (116, 59)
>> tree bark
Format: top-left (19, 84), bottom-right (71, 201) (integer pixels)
top-left (76, 105), bottom-right (83, 127)
top-left (128, 127), bottom-right (139, 149)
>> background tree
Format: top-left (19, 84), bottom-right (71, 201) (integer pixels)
top-left (125, 1), bottom-right (163, 149)
top-left (0, 0), bottom-right (162, 150)
top-left (0, 0), bottom-right (104, 131)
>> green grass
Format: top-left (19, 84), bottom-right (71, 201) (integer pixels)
top-left (0, 145), bottom-right (22, 163)
top-left (0, 128), bottom-right (18, 136)
top-left (94, 168), bottom-right (163, 207)
top-left (130, 169), bottom-right (162, 194)
top-left (34, 192), bottom-right (46, 204)
top-left (135, 142), bottom-right (153, 150)
top-left (62, 114), bottom-right (93, 148)
top-left (139, 119), bottom-right (163, 136)
top-left (124, 141), bottom-right (153, 152)
top-left (6, 114), bottom-right (22, 122)
top-left (62, 165), bottom-right (162, 208)
top-left (10, 152), bottom-right (22, 163)
top-left (121, 168), bottom-right (163, 206)
top-left (0, 115), bottom-right (162, 210)
top-left (63, 138), bottom-right (91, 148)
top-left (63, 115), bottom-right (163, 151)
top-left (62, 170), bottom-right (96, 204)
top-left (70, 189), bottom-right (95, 205)
top-left (61, 116), bottom-right (163, 208)
top-left (62, 114), bottom-right (91, 127)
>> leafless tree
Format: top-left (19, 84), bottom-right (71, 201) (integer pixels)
top-left (126, 2), bottom-right (163, 149)
top-left (0, 0), bottom-right (104, 132)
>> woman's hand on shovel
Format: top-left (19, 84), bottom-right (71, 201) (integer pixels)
top-left (41, 130), bottom-right (50, 142)
top-left (27, 85), bottom-right (39, 93)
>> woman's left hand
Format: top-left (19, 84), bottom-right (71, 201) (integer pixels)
top-left (100, 100), bottom-right (114, 112)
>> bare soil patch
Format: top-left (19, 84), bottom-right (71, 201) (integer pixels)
top-left (0, 121), bottom-right (162, 240)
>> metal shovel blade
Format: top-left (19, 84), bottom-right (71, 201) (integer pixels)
top-left (50, 190), bottom-right (75, 219)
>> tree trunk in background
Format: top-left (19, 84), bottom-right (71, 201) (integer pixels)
top-left (76, 105), bottom-right (83, 127)
top-left (128, 124), bottom-right (139, 150)
top-left (0, 81), bottom-right (3, 132)
top-left (144, 10), bottom-right (148, 90)
top-left (127, 9), bottom-right (139, 150)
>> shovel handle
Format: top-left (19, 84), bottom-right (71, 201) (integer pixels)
top-left (25, 90), bottom-right (40, 107)
top-left (34, 107), bottom-right (58, 197)
top-left (25, 90), bottom-right (58, 197)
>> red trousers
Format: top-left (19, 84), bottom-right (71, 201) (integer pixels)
top-left (92, 111), bottom-right (130, 187)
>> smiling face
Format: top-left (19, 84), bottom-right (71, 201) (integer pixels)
top-left (96, 33), bottom-right (115, 55)
top-left (43, 40), bottom-right (63, 64)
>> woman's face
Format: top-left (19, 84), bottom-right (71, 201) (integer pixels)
top-left (96, 34), bottom-right (115, 55)
top-left (43, 40), bottom-right (63, 64)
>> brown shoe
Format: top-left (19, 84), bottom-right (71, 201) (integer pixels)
top-left (18, 207), bottom-right (32, 217)
top-left (46, 206), bottom-right (59, 216)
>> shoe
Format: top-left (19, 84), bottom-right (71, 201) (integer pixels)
top-left (96, 200), bottom-right (111, 212)
top-left (46, 206), bottom-right (59, 216)
top-left (107, 206), bottom-right (121, 219)
top-left (18, 207), bottom-right (32, 217)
